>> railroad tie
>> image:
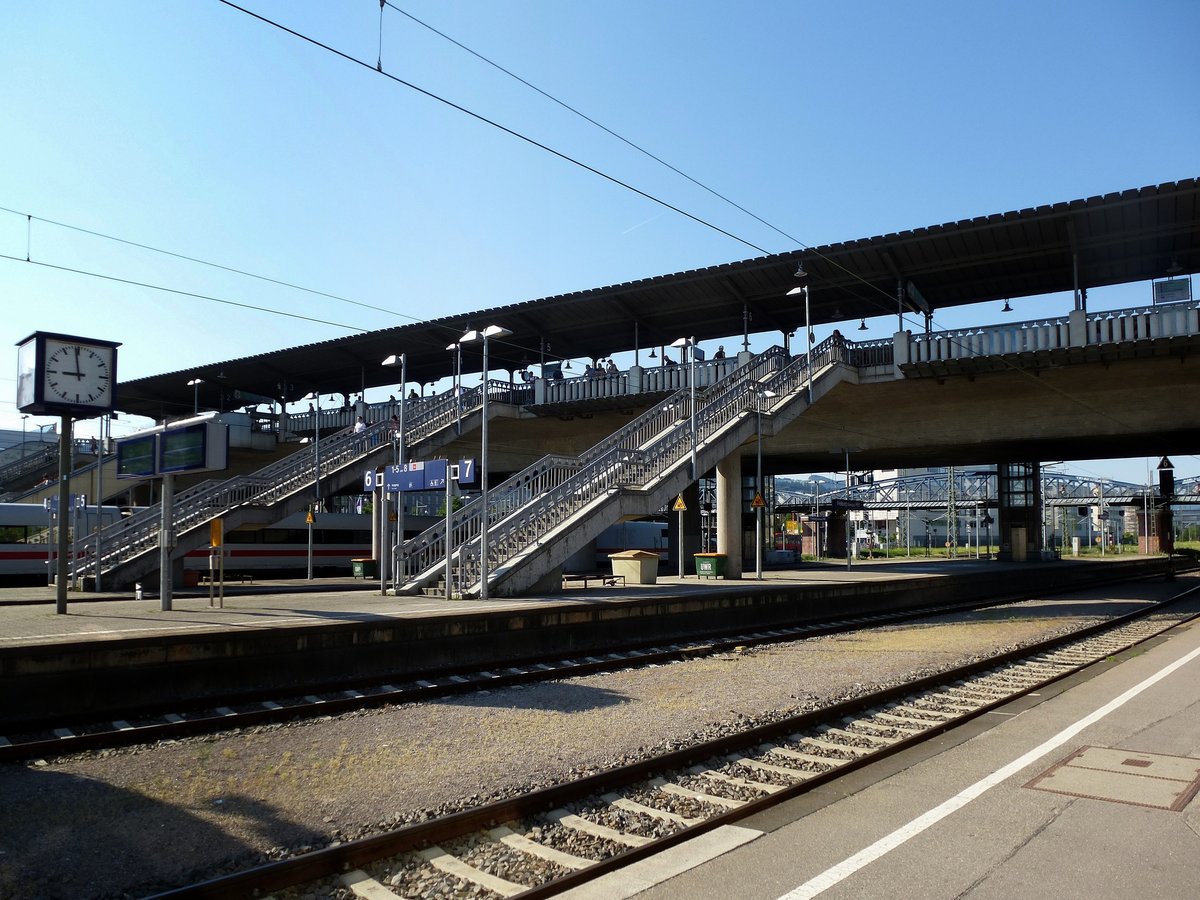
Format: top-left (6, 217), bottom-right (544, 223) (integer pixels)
top-left (487, 825), bottom-right (592, 870)
top-left (765, 744), bottom-right (839, 767)
top-left (733, 755), bottom-right (814, 780)
top-left (795, 735), bottom-right (874, 757)
top-left (649, 776), bottom-right (745, 809)
top-left (417, 845), bottom-right (527, 897)
top-left (340, 869), bottom-right (403, 899)
top-left (688, 763), bottom-right (783, 795)
top-left (546, 808), bottom-right (652, 847)
top-left (871, 710), bottom-right (944, 728)
top-left (601, 793), bottom-right (703, 826)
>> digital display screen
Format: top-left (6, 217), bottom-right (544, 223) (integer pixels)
top-left (159, 424), bottom-right (207, 473)
top-left (116, 435), bottom-right (158, 478)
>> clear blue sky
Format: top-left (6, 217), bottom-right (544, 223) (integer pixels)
top-left (2, 0), bottom-right (1197, 487)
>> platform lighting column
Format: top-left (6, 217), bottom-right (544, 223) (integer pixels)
top-left (1143, 463), bottom-right (1151, 554)
top-left (446, 342), bottom-right (462, 434)
top-left (787, 283), bottom-right (813, 403)
top-left (94, 414), bottom-right (106, 592)
top-left (671, 336), bottom-right (698, 480)
top-left (904, 488), bottom-right (912, 557)
top-left (755, 388), bottom-right (776, 580)
top-left (187, 378), bottom-right (203, 414)
top-left (382, 353), bottom-right (408, 592)
top-left (302, 392), bottom-right (322, 580)
top-left (460, 325), bottom-right (512, 602)
top-left (1099, 479), bottom-right (1106, 556)
top-left (844, 450), bottom-right (852, 571)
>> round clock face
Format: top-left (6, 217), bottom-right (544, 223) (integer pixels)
top-left (43, 340), bottom-right (114, 407)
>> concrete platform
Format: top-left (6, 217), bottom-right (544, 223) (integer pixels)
top-left (0, 556), bottom-right (1178, 726)
top-left (622, 582), bottom-right (1200, 900)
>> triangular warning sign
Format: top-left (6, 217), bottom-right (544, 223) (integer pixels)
top-left (672, 494), bottom-right (687, 511)
top-left (752, 492), bottom-right (766, 508)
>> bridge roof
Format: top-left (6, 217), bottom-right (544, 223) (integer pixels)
top-left (119, 177), bottom-right (1199, 419)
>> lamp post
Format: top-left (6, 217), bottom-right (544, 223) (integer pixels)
top-left (187, 378), bottom-right (203, 414)
top-left (446, 342), bottom-right (463, 433)
top-left (460, 324), bottom-right (512, 601)
top-left (810, 478), bottom-right (819, 558)
top-left (671, 336), bottom-right (698, 480)
top-left (382, 353), bottom-right (407, 592)
top-left (302, 392), bottom-right (322, 580)
top-left (755, 388), bottom-right (776, 579)
top-left (786, 284), bottom-right (813, 402)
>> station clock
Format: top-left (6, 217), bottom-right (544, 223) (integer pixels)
top-left (16, 331), bottom-right (121, 417)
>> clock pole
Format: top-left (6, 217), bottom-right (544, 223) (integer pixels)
top-left (55, 413), bottom-right (72, 613)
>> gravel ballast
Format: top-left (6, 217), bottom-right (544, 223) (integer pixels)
top-left (0, 602), bottom-right (1138, 898)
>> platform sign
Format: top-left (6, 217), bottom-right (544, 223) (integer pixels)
top-left (383, 461), bottom-right (424, 492)
top-left (456, 458), bottom-right (476, 485)
top-left (424, 460), bottom-right (448, 490)
top-left (382, 458), bottom-right (476, 491)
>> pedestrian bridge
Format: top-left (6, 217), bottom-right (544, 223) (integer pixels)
top-left (68, 297), bottom-right (1200, 593)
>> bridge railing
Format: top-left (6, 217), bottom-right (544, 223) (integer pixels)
top-left (396, 347), bottom-right (791, 588)
top-left (71, 387), bottom-right (490, 580)
top-left (901, 301), bottom-right (1200, 365)
top-left (451, 338), bottom-right (848, 595)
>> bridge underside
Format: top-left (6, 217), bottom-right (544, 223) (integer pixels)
top-left (441, 349), bottom-right (1200, 481)
top-left (757, 351), bottom-right (1200, 472)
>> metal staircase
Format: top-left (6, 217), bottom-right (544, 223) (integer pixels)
top-left (423, 336), bottom-right (879, 597)
top-left (71, 384), bottom-right (498, 588)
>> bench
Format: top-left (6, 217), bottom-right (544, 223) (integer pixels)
top-left (562, 573), bottom-right (625, 589)
top-left (198, 571), bottom-right (254, 585)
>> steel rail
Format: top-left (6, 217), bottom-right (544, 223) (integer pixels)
top-left (146, 583), bottom-right (1200, 899)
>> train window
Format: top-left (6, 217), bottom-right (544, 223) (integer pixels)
top-left (0, 525), bottom-right (31, 543)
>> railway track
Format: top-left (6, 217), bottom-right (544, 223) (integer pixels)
top-left (0, 594), bottom-right (1062, 763)
top-left (149, 589), bottom-right (1200, 899)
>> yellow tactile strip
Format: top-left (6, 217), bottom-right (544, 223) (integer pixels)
top-left (1025, 746), bottom-right (1200, 812)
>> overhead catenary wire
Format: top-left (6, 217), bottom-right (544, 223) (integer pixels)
top-left (380, 0), bottom-right (917, 322)
top-left (3, 5), bottom-right (1160, 447)
top-left (216, 0), bottom-right (773, 258)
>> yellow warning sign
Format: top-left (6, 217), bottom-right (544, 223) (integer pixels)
top-left (672, 494), bottom-right (687, 511)
top-left (305, 510), bottom-right (315, 525)
top-left (210, 519), bottom-right (223, 548)
top-left (752, 492), bottom-right (766, 508)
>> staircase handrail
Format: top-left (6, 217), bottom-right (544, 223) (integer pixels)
top-left (456, 338), bottom-right (850, 592)
top-left (396, 346), bottom-right (789, 586)
top-left (72, 387), bottom-right (485, 576)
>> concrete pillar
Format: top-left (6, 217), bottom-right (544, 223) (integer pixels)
top-left (1068, 308), bottom-right (1087, 348)
top-left (893, 330), bottom-right (910, 367)
top-left (716, 451), bottom-right (743, 578)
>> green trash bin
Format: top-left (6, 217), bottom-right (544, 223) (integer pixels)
top-left (694, 552), bottom-right (727, 579)
top-left (352, 558), bottom-right (378, 579)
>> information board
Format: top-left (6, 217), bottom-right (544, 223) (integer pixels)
top-left (382, 459), bottom-right (474, 492)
